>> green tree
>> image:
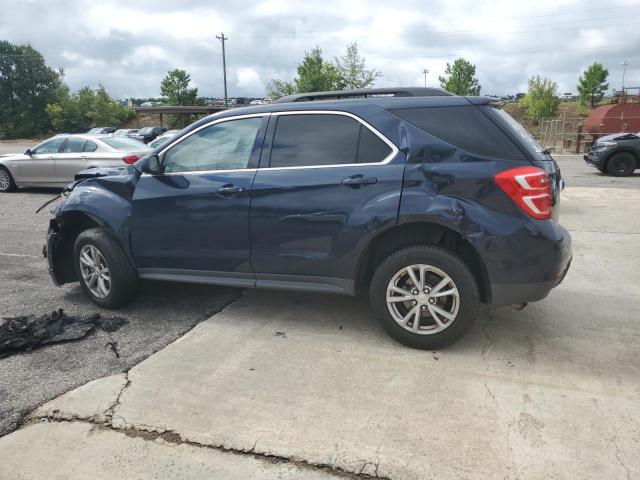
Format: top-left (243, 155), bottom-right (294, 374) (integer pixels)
top-left (438, 58), bottom-right (481, 95)
top-left (160, 69), bottom-right (203, 127)
top-left (267, 46), bottom-right (340, 100)
top-left (294, 46), bottom-right (340, 93)
top-left (334, 43), bottom-right (380, 89)
top-left (0, 41), bottom-right (62, 137)
top-left (160, 69), bottom-right (202, 105)
top-left (519, 75), bottom-right (560, 122)
top-left (266, 78), bottom-right (296, 100)
top-left (577, 62), bottom-right (609, 107)
top-left (46, 84), bottom-right (134, 132)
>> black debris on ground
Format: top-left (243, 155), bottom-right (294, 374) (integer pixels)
top-left (0, 309), bottom-right (127, 358)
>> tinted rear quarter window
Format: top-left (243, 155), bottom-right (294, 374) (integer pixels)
top-left (269, 114), bottom-right (392, 167)
top-left (84, 140), bottom-right (98, 152)
top-left (391, 106), bottom-right (526, 160)
top-left (357, 126), bottom-right (392, 163)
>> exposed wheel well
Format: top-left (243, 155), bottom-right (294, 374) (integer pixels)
top-left (52, 212), bottom-right (102, 284)
top-left (356, 222), bottom-right (491, 302)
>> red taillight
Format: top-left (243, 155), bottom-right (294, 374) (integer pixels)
top-left (122, 155), bottom-right (139, 165)
top-left (494, 166), bottom-right (552, 220)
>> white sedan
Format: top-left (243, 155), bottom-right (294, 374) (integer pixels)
top-left (0, 134), bottom-right (151, 192)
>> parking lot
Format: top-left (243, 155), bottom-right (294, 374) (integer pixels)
top-left (0, 149), bottom-right (639, 479)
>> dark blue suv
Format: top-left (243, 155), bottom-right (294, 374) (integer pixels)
top-left (44, 88), bottom-right (572, 349)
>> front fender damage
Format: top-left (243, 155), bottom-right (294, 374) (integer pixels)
top-left (43, 166), bottom-right (140, 286)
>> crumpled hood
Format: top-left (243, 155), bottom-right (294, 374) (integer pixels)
top-left (64, 165), bottom-right (141, 200)
top-left (74, 165), bottom-right (132, 180)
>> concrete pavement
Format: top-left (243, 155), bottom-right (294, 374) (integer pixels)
top-left (1, 181), bottom-right (639, 478)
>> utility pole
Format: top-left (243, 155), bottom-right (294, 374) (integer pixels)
top-left (216, 32), bottom-right (228, 108)
top-left (621, 61), bottom-right (629, 93)
top-left (423, 68), bottom-right (429, 88)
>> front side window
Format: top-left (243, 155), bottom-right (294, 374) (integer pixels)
top-left (269, 114), bottom-right (391, 168)
top-left (32, 137), bottom-right (66, 155)
top-left (62, 137), bottom-right (87, 153)
top-left (163, 117), bottom-right (262, 173)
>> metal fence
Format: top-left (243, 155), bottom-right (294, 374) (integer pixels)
top-left (536, 114), bottom-right (640, 154)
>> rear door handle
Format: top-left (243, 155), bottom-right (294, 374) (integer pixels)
top-left (342, 174), bottom-right (377, 187)
top-left (217, 184), bottom-right (245, 195)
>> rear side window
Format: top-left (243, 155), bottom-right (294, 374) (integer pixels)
top-left (269, 114), bottom-right (392, 168)
top-left (84, 141), bottom-right (98, 152)
top-left (62, 137), bottom-right (86, 153)
top-left (390, 106), bottom-right (526, 160)
top-left (357, 126), bottom-right (392, 163)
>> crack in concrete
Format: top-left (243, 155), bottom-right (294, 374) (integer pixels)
top-left (105, 371), bottom-right (130, 422)
top-left (28, 416), bottom-right (391, 479)
top-left (610, 433), bottom-right (632, 480)
top-left (481, 313), bottom-right (521, 480)
top-left (20, 293), bottom-right (394, 479)
top-left (480, 313), bottom-right (496, 404)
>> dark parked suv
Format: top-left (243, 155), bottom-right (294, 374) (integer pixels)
top-left (584, 132), bottom-right (640, 176)
top-left (44, 88), bottom-right (572, 349)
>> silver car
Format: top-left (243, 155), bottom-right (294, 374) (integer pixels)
top-left (0, 134), bottom-right (150, 192)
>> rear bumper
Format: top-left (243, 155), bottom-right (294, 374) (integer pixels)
top-left (469, 221), bottom-right (572, 306)
top-left (490, 257), bottom-right (571, 305)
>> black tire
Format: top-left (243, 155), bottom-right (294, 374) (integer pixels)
top-left (606, 152), bottom-right (637, 177)
top-left (73, 228), bottom-right (137, 308)
top-left (0, 166), bottom-right (17, 192)
top-left (369, 245), bottom-right (480, 350)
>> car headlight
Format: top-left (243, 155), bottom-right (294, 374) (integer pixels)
top-left (596, 141), bottom-right (617, 150)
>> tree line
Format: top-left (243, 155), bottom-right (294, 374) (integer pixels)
top-left (0, 38), bottom-right (613, 138)
top-left (267, 44), bottom-right (611, 124)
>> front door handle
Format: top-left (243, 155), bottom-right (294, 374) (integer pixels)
top-left (342, 174), bottom-right (378, 187)
top-left (217, 184), bottom-right (245, 195)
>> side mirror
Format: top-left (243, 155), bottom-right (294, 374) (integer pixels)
top-left (24, 148), bottom-right (32, 156)
top-left (144, 155), bottom-right (164, 175)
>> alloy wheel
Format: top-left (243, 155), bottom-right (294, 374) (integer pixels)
top-left (0, 169), bottom-right (10, 191)
top-left (386, 264), bottom-right (460, 335)
top-left (79, 245), bottom-right (111, 298)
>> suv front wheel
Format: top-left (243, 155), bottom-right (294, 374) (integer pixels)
top-left (370, 245), bottom-right (479, 349)
top-left (73, 228), bottom-right (138, 308)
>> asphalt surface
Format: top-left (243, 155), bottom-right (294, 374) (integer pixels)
top-left (0, 144), bottom-right (637, 441)
top-left (0, 147), bottom-right (240, 436)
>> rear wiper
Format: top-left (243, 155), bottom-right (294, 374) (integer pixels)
top-left (542, 147), bottom-right (555, 155)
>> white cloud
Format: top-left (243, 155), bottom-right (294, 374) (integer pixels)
top-left (0, 0), bottom-right (638, 98)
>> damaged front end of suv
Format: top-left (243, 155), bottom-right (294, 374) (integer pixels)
top-left (43, 165), bottom-right (141, 287)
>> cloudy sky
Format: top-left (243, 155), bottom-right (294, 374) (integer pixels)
top-left (1, 0), bottom-right (639, 98)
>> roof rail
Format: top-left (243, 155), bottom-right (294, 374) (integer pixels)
top-left (273, 87), bottom-right (452, 103)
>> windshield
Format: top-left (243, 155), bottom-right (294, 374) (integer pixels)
top-left (101, 137), bottom-right (149, 151)
top-left (492, 108), bottom-right (544, 154)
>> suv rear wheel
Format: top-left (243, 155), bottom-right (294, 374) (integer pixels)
top-left (73, 228), bottom-right (137, 308)
top-left (370, 245), bottom-right (479, 349)
top-left (606, 152), bottom-right (637, 176)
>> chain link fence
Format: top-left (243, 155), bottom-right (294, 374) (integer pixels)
top-left (536, 113), bottom-right (640, 154)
